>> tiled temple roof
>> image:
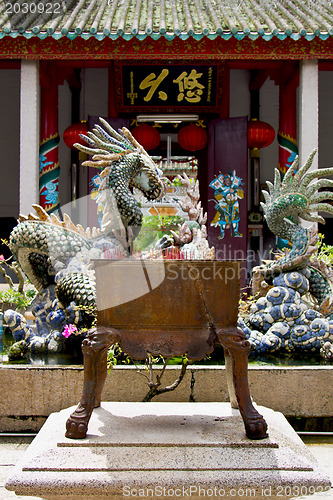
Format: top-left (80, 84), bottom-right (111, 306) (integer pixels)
top-left (1, 0), bottom-right (333, 41)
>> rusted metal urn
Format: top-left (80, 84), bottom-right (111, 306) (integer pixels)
top-left (65, 260), bottom-right (268, 442)
top-left (95, 259), bottom-right (241, 360)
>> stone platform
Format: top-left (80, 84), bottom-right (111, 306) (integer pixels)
top-left (5, 403), bottom-right (331, 499)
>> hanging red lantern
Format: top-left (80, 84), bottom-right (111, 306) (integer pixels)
top-left (63, 122), bottom-right (88, 149)
top-left (248, 119), bottom-right (275, 149)
top-left (132, 124), bottom-right (160, 151)
top-left (178, 123), bottom-right (208, 151)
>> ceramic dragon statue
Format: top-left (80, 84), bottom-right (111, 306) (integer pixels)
top-left (5, 118), bottom-right (213, 358)
top-left (239, 150), bottom-right (333, 359)
top-left (5, 119), bottom-right (166, 357)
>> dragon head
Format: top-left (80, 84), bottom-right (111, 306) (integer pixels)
top-left (260, 150), bottom-right (333, 271)
top-left (75, 118), bottom-right (166, 237)
top-left (261, 150), bottom-right (333, 230)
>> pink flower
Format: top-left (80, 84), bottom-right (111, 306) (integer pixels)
top-left (0, 255), bottom-right (4, 262)
top-left (62, 324), bottom-right (78, 338)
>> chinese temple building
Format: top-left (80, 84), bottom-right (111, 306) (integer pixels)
top-left (1, 0), bottom-right (333, 263)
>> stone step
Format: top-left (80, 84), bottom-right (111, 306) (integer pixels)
top-left (22, 445), bottom-right (314, 472)
top-left (58, 403), bottom-right (278, 448)
top-left (5, 403), bottom-right (331, 500)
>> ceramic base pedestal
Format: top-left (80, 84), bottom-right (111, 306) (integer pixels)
top-left (6, 402), bottom-right (331, 500)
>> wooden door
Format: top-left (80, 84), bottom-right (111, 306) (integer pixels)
top-left (207, 117), bottom-right (248, 264)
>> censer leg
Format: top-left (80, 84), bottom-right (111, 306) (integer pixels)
top-left (65, 327), bottom-right (117, 439)
top-left (223, 347), bottom-right (238, 409)
top-left (218, 328), bottom-right (268, 440)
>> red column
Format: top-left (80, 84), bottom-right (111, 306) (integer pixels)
top-left (39, 62), bottom-right (60, 213)
top-left (278, 62), bottom-right (298, 175)
top-left (277, 63), bottom-right (299, 250)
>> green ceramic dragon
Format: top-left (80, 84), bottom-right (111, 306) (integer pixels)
top-left (253, 150), bottom-right (333, 294)
top-left (6, 118), bottom-right (166, 355)
top-left (242, 150), bottom-right (333, 357)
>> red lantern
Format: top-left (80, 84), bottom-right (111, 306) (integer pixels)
top-left (178, 123), bottom-right (208, 151)
top-left (248, 119), bottom-right (275, 149)
top-left (132, 124), bottom-right (160, 151)
top-left (63, 122), bottom-right (88, 149)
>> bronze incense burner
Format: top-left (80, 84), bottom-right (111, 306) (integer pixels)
top-left (66, 260), bottom-right (268, 441)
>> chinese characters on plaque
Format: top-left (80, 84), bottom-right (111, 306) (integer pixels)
top-left (121, 65), bottom-right (218, 108)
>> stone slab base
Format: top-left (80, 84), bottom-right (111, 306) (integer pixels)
top-left (5, 403), bottom-right (331, 499)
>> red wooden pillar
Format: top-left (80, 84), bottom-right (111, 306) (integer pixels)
top-left (39, 62), bottom-right (60, 213)
top-left (278, 62), bottom-right (298, 175)
top-left (277, 63), bottom-right (299, 250)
